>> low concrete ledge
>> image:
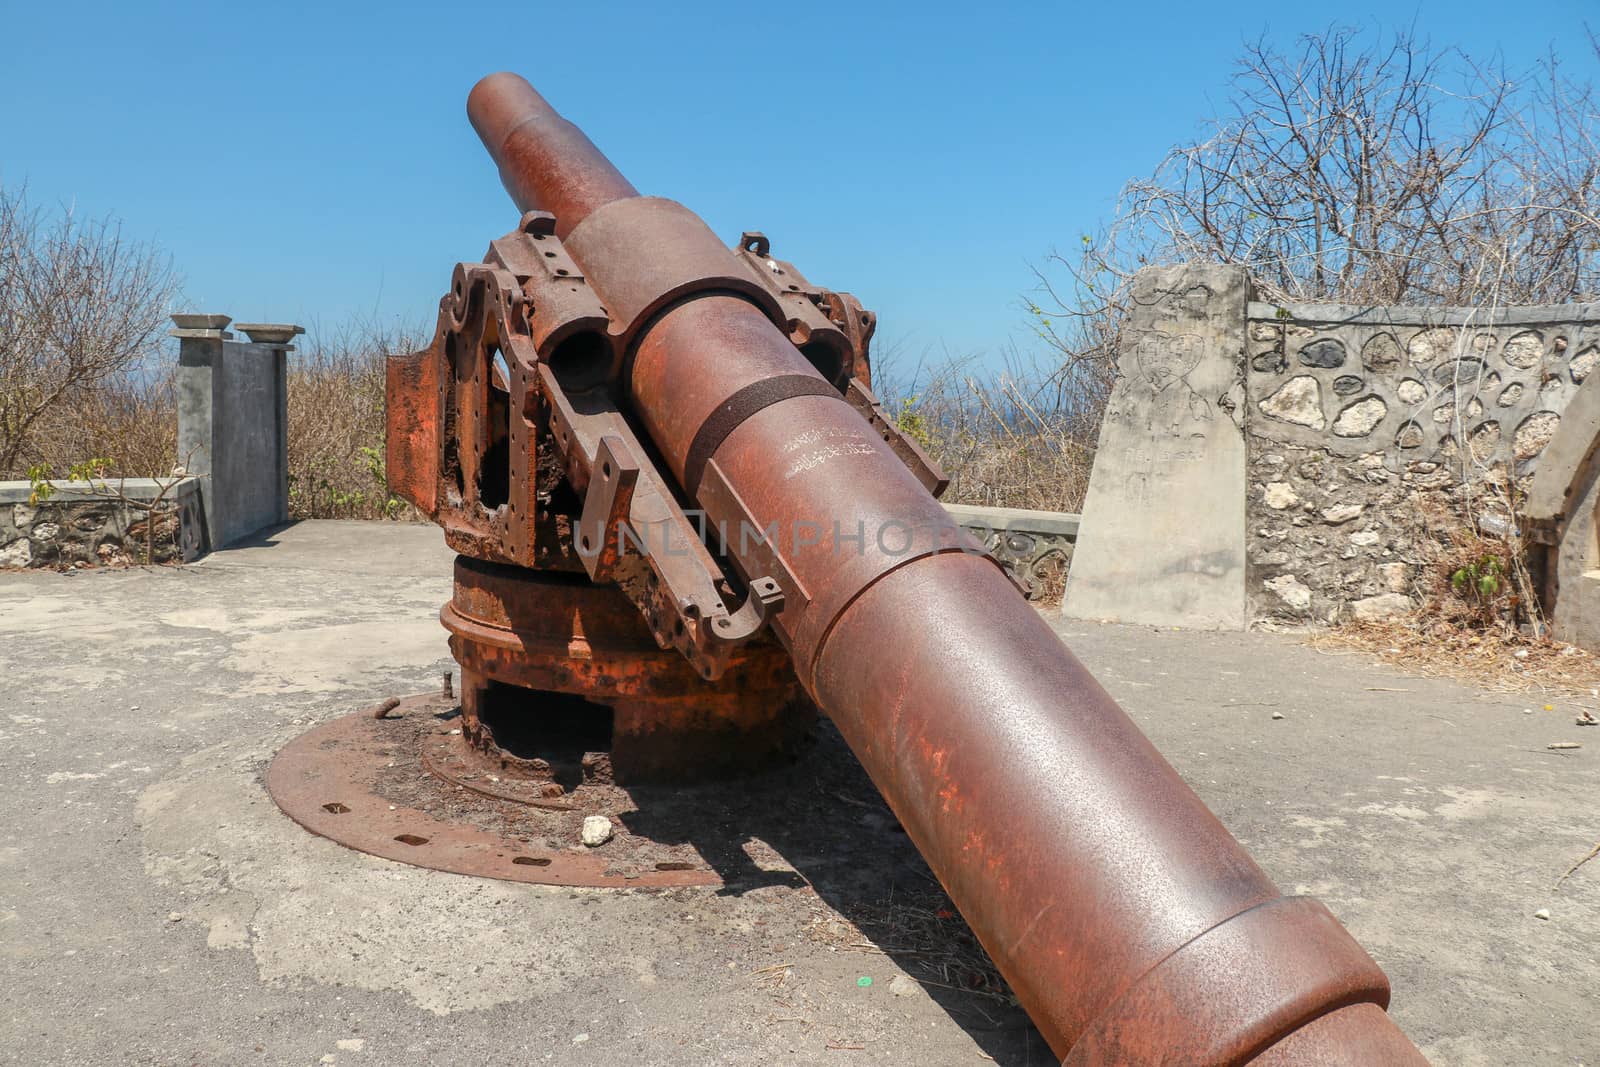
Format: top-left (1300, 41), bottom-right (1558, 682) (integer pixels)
top-left (0, 478), bottom-right (205, 568)
top-left (943, 502), bottom-right (1080, 592)
top-left (943, 503), bottom-right (1081, 538)
top-left (0, 478), bottom-right (201, 505)
top-left (1246, 299), bottom-right (1600, 328)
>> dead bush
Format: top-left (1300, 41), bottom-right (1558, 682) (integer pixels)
top-left (14, 317), bottom-right (425, 524)
top-left (21, 368), bottom-right (178, 479)
top-left (1417, 510), bottom-right (1523, 632)
top-left (1032, 27), bottom-right (1600, 445)
top-left (286, 320), bottom-right (425, 521)
top-left (0, 185), bottom-right (180, 476)
top-left (872, 347), bottom-right (1097, 514)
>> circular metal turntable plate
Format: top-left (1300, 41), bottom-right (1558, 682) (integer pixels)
top-left (265, 694), bottom-right (722, 888)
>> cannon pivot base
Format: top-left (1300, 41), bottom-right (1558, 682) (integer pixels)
top-left (266, 694), bottom-right (725, 889)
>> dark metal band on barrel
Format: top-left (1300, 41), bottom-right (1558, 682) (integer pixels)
top-left (683, 375), bottom-right (842, 496)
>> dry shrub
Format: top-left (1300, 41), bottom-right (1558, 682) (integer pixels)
top-left (1031, 28), bottom-right (1600, 449)
top-left (1316, 617), bottom-right (1600, 698)
top-left (20, 367), bottom-right (178, 479)
top-left (286, 321), bottom-right (425, 521)
top-left (14, 318), bottom-right (426, 525)
top-left (1418, 514), bottom-right (1525, 631)
top-left (0, 184), bottom-right (180, 475)
top-left (873, 348), bottom-right (1097, 514)
top-left (1316, 500), bottom-right (1600, 696)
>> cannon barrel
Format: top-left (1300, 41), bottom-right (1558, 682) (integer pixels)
top-left (463, 72), bottom-right (1428, 1065)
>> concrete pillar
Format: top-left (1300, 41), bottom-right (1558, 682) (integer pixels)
top-left (1063, 264), bottom-right (1251, 628)
top-left (173, 314), bottom-right (301, 549)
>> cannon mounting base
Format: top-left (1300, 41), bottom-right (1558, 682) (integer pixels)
top-left (267, 693), bottom-right (836, 889)
top-left (267, 694), bottom-right (729, 887)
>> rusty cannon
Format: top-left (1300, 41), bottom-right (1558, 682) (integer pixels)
top-left (276, 73), bottom-right (1430, 1064)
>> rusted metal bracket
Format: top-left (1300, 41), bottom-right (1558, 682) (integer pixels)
top-left (734, 231), bottom-right (876, 390)
top-left (535, 362), bottom-right (784, 679)
top-left (696, 457), bottom-right (809, 611)
top-left (843, 377), bottom-right (950, 498)
top-left (574, 435), bottom-right (639, 582)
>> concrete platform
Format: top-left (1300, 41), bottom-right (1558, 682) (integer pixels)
top-left (2, 520), bottom-right (1595, 1065)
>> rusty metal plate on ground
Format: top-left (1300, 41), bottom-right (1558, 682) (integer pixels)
top-left (266, 694), bottom-right (721, 888)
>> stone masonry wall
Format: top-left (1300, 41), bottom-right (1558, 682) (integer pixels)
top-left (1244, 300), bottom-right (1600, 623)
top-left (0, 479), bottom-right (205, 569)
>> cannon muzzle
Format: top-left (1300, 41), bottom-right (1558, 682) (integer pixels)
top-left (468, 73), bottom-right (637, 237)
top-left (388, 71), bottom-right (1431, 1064)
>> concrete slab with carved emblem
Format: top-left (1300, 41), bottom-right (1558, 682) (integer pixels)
top-left (2, 520), bottom-right (1595, 1065)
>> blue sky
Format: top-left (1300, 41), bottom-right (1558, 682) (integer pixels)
top-left (1, 1), bottom-right (1594, 365)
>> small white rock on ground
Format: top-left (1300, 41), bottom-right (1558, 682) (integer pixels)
top-left (889, 975), bottom-right (919, 998)
top-left (581, 814), bottom-right (614, 847)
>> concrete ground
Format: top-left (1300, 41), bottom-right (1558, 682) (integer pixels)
top-left (1, 520), bottom-right (1596, 1066)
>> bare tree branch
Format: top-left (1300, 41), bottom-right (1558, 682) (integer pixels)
top-left (0, 185), bottom-right (180, 475)
top-left (1031, 25), bottom-right (1600, 429)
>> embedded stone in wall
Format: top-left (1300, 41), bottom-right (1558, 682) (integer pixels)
top-left (1298, 339), bottom-right (1346, 368)
top-left (1434, 358), bottom-right (1486, 386)
top-left (1432, 403), bottom-right (1455, 425)
top-left (1351, 593), bottom-right (1414, 620)
top-left (1332, 396), bottom-right (1387, 437)
top-left (1252, 350), bottom-right (1287, 373)
top-left (1396, 421), bottom-right (1425, 449)
top-left (1362, 333), bottom-right (1403, 371)
top-left (1408, 327), bottom-right (1458, 365)
top-left (1397, 378), bottom-right (1427, 404)
top-left (1468, 421), bottom-right (1501, 460)
top-left (1264, 573), bottom-right (1311, 612)
top-left (1498, 382), bottom-right (1525, 406)
top-left (1065, 263), bottom-right (1250, 629)
top-left (1259, 375), bottom-right (1325, 430)
top-left (1333, 375), bottom-right (1364, 395)
top-left (1322, 503), bottom-right (1364, 524)
top-left (1379, 562), bottom-right (1411, 593)
top-left (1465, 397), bottom-right (1484, 418)
top-left (1504, 330), bottom-right (1544, 368)
top-left (1264, 482), bottom-right (1299, 509)
top-left (1515, 411), bottom-right (1560, 460)
top-left (1571, 345), bottom-right (1599, 384)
